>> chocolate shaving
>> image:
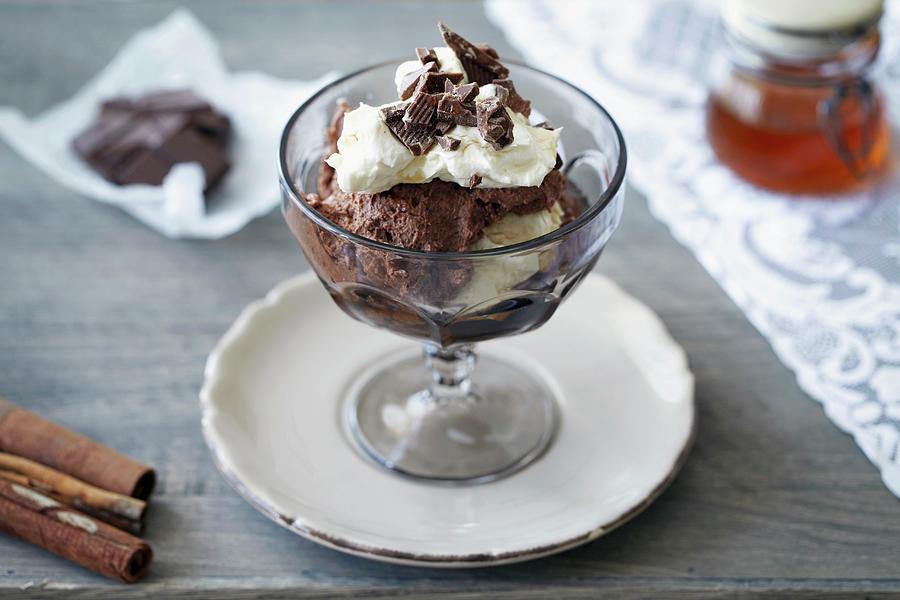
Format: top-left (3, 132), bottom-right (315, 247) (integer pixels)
top-left (437, 136), bottom-right (461, 151)
top-left (476, 96), bottom-right (514, 150)
top-left (438, 22), bottom-right (509, 85)
top-left (416, 47), bottom-right (437, 64)
top-left (414, 71), bottom-right (464, 95)
top-left (555, 153), bottom-right (563, 170)
top-left (534, 120), bottom-right (554, 130)
top-left (398, 62), bottom-right (438, 100)
top-left (468, 174), bottom-right (482, 188)
top-left (381, 104), bottom-right (436, 155)
top-left (492, 79), bottom-right (531, 117)
top-left (403, 92), bottom-right (439, 126)
top-left (437, 95), bottom-right (477, 127)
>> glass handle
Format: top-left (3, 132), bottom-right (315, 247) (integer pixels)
top-left (817, 77), bottom-right (880, 181)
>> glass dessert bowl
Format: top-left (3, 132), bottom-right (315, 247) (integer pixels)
top-left (280, 57), bottom-right (626, 484)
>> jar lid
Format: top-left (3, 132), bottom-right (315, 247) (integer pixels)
top-left (723, 0), bottom-right (884, 58)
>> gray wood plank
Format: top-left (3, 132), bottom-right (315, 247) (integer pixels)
top-left (0, 0), bottom-right (899, 597)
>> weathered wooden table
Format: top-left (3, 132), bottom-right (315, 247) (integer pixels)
top-left (1, 1), bottom-right (898, 597)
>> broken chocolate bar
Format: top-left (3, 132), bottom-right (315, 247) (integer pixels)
top-left (72, 89), bottom-right (231, 193)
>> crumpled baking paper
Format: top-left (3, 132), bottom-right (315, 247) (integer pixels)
top-left (0, 9), bottom-right (336, 238)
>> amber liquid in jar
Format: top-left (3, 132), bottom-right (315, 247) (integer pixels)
top-left (707, 74), bottom-right (890, 194)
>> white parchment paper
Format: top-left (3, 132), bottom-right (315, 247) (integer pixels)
top-left (0, 9), bottom-right (336, 238)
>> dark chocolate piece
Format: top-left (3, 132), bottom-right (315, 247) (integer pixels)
top-left (476, 96), bottom-right (514, 150)
top-left (414, 71), bottom-right (464, 95)
top-left (492, 79), bottom-right (531, 117)
top-left (454, 82), bottom-right (479, 103)
top-left (398, 62), bottom-right (439, 100)
top-left (133, 89), bottom-right (211, 113)
top-left (437, 95), bottom-right (477, 127)
top-left (435, 119), bottom-right (454, 134)
top-left (467, 174), bottom-right (482, 188)
top-left (475, 43), bottom-right (500, 59)
top-left (438, 22), bottom-right (509, 85)
top-left (72, 111), bottom-right (134, 161)
top-left (381, 104), bottom-right (436, 155)
top-left (555, 153), bottom-right (563, 170)
top-left (534, 120), bottom-right (554, 130)
top-left (403, 92), bottom-right (439, 126)
top-left (416, 47), bottom-right (437, 64)
top-left (437, 136), bottom-right (461, 151)
top-left (72, 89), bottom-right (231, 193)
top-left (493, 84), bottom-right (510, 105)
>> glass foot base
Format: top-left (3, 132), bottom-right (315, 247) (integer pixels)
top-left (344, 349), bottom-right (558, 484)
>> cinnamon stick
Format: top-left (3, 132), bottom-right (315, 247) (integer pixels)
top-left (0, 478), bottom-right (152, 583)
top-left (0, 452), bottom-right (146, 534)
top-left (0, 397), bottom-right (155, 499)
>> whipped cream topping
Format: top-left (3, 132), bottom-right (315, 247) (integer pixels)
top-left (325, 86), bottom-right (560, 194)
top-left (325, 40), bottom-right (560, 195)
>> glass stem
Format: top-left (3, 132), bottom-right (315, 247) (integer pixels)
top-left (422, 343), bottom-right (476, 405)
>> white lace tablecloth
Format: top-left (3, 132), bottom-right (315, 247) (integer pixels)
top-left (487, 0), bottom-right (900, 496)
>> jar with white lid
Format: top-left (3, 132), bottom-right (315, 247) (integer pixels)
top-left (706, 0), bottom-right (891, 194)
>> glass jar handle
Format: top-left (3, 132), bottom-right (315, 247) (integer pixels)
top-left (817, 77), bottom-right (880, 180)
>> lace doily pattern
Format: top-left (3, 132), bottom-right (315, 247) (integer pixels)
top-left (487, 0), bottom-right (900, 495)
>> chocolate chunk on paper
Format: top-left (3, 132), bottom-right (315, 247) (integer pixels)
top-left (492, 79), bottom-right (531, 117)
top-left (438, 22), bottom-right (509, 85)
top-left (72, 89), bottom-right (231, 192)
top-left (381, 104), bottom-right (436, 155)
top-left (476, 96), bottom-right (514, 150)
top-left (398, 62), bottom-right (438, 100)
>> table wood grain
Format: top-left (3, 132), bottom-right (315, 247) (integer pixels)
top-left (1, 1), bottom-right (898, 597)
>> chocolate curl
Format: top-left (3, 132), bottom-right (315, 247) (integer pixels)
top-left (0, 479), bottom-right (152, 583)
top-left (0, 452), bottom-right (146, 535)
top-left (0, 397), bottom-right (156, 500)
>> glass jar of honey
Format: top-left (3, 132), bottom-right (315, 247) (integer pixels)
top-left (707, 0), bottom-right (891, 194)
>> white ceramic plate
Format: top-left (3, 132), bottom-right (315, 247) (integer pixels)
top-left (200, 272), bottom-right (695, 566)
